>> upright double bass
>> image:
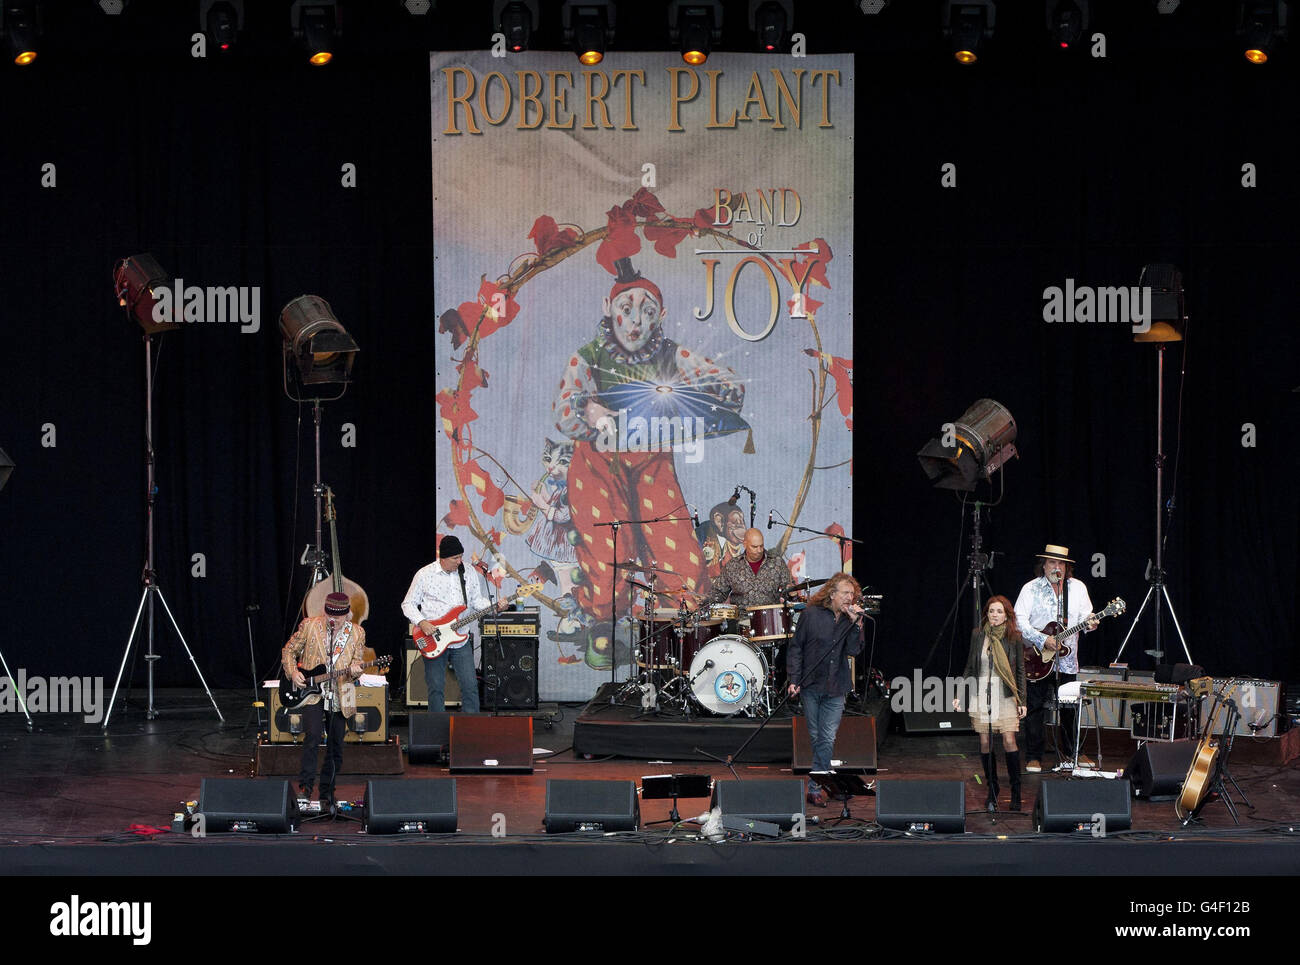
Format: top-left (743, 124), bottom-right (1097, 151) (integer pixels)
top-left (304, 487), bottom-right (377, 664)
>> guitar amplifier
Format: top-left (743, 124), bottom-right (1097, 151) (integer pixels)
top-left (405, 637), bottom-right (465, 708)
top-left (480, 609), bottom-right (541, 638)
top-left (1200, 679), bottom-right (1285, 738)
top-left (266, 682), bottom-right (388, 744)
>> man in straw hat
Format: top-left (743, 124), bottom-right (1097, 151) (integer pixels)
top-left (1013, 544), bottom-right (1099, 773)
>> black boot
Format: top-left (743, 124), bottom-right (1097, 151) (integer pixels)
top-left (1006, 750), bottom-right (1022, 811)
top-left (980, 752), bottom-right (998, 811)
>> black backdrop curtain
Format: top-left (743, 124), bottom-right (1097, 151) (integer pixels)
top-left (1, 2), bottom-right (1296, 695)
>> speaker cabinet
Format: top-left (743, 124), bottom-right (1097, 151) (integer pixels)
top-left (1128, 740), bottom-right (1196, 800)
top-left (791, 716), bottom-right (877, 773)
top-left (482, 635), bottom-right (538, 710)
top-left (267, 683), bottom-right (388, 744)
top-left (1034, 778), bottom-right (1133, 833)
top-left (712, 779), bottom-right (805, 830)
top-left (449, 714), bottom-right (534, 773)
top-left (1201, 678), bottom-right (1284, 738)
top-left (363, 779), bottom-right (457, 834)
top-left (407, 712), bottom-right (453, 765)
top-left (198, 778), bottom-right (294, 833)
top-left (544, 779), bottom-right (639, 833)
top-left (897, 712), bottom-right (973, 735)
top-left (875, 780), bottom-right (966, 833)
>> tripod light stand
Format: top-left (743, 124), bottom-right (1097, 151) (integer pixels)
top-left (104, 254), bottom-right (224, 730)
top-left (1114, 264), bottom-right (1193, 667)
top-left (0, 448), bottom-right (31, 731)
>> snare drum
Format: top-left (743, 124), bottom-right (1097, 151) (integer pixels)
top-left (689, 635), bottom-right (769, 716)
top-left (746, 603), bottom-right (793, 642)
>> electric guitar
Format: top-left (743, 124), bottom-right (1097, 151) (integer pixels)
top-left (1024, 597), bottom-right (1126, 682)
top-left (413, 583), bottom-right (542, 659)
top-left (280, 656), bottom-right (392, 711)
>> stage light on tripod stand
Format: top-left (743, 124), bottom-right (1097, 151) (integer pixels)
top-left (280, 295), bottom-right (358, 392)
top-left (114, 254), bottom-right (182, 335)
top-left (1135, 263), bottom-right (1186, 343)
top-left (917, 399), bottom-right (1018, 491)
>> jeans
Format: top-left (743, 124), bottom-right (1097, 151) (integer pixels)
top-left (801, 690), bottom-right (846, 785)
top-left (1026, 672), bottom-right (1076, 759)
top-left (423, 639), bottom-right (480, 713)
top-left (298, 702), bottom-right (347, 799)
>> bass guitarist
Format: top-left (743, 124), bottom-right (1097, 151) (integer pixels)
top-left (402, 535), bottom-right (506, 714)
top-left (282, 591), bottom-right (366, 812)
top-left (1013, 544), bottom-right (1099, 773)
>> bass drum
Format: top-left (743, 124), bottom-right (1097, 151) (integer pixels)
top-left (689, 635), bottom-right (768, 716)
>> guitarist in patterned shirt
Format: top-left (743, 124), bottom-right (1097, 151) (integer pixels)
top-left (282, 591), bottom-right (366, 813)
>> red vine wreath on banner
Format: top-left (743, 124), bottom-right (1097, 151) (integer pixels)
top-left (436, 187), bottom-right (851, 619)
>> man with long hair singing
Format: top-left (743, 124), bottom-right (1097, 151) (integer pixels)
top-left (786, 572), bottom-right (865, 807)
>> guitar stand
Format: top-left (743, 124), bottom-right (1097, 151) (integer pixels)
top-left (1181, 704), bottom-right (1251, 827)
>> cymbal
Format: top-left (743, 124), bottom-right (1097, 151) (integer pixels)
top-left (616, 559), bottom-right (676, 575)
top-left (783, 578), bottom-right (828, 596)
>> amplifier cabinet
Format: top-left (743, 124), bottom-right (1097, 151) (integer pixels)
top-left (266, 682), bottom-right (388, 744)
top-left (1200, 678), bottom-right (1284, 738)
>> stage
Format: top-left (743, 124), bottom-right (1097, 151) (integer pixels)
top-left (2, 688), bottom-right (1297, 878)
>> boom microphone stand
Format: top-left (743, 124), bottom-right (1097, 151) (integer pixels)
top-left (0, 448), bottom-right (31, 732)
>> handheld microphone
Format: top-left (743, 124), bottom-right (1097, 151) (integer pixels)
top-left (767, 510), bottom-right (773, 530)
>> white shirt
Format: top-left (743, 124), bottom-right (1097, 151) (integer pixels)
top-left (401, 562), bottom-right (490, 650)
top-left (1014, 575), bottom-right (1093, 675)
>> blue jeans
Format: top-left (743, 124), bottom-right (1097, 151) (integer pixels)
top-left (423, 640), bottom-right (480, 713)
top-left (801, 690), bottom-right (846, 785)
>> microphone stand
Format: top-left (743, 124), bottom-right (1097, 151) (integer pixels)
top-left (478, 566), bottom-right (502, 715)
top-left (593, 507), bottom-right (698, 703)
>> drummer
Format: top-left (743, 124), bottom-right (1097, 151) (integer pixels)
top-left (697, 528), bottom-right (792, 609)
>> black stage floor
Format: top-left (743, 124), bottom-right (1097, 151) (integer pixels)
top-left (2, 688), bottom-right (1298, 883)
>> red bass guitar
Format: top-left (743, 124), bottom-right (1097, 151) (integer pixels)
top-left (413, 583), bottom-right (542, 659)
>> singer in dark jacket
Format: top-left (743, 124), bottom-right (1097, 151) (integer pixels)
top-left (786, 572), bottom-right (865, 806)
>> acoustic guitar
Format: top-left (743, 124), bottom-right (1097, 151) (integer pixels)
top-left (1176, 679), bottom-right (1240, 821)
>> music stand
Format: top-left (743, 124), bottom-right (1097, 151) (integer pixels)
top-left (641, 773), bottom-right (712, 826)
top-left (811, 771), bottom-right (874, 824)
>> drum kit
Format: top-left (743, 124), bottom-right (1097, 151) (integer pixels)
top-left (630, 579), bottom-right (826, 719)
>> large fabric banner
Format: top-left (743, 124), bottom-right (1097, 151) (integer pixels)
top-left (432, 52), bottom-right (854, 700)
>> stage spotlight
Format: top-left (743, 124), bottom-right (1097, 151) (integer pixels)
top-left (1238, 1), bottom-right (1287, 64)
top-left (1135, 264), bottom-right (1186, 343)
top-left (749, 0), bottom-right (791, 52)
top-left (114, 254), bottom-right (182, 335)
top-left (1154, 0), bottom-right (1180, 12)
top-left (98, 0), bottom-right (125, 13)
top-left (671, 1), bottom-right (722, 65)
top-left (2, 2), bottom-right (41, 66)
top-left (917, 400), bottom-right (1018, 491)
top-left (859, 0), bottom-right (890, 13)
top-left (201, 0), bottom-right (242, 54)
top-left (495, 0), bottom-right (537, 52)
top-left (401, 0), bottom-right (431, 13)
top-left (1047, 0), bottom-right (1087, 49)
top-left (563, 1), bottom-right (613, 66)
top-left (291, 0), bottom-right (339, 66)
top-left (0, 448), bottom-right (12, 493)
top-left (280, 295), bottom-right (358, 389)
top-left (943, 1), bottom-right (995, 65)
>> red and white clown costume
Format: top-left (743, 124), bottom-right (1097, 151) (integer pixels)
top-left (552, 262), bottom-right (744, 627)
